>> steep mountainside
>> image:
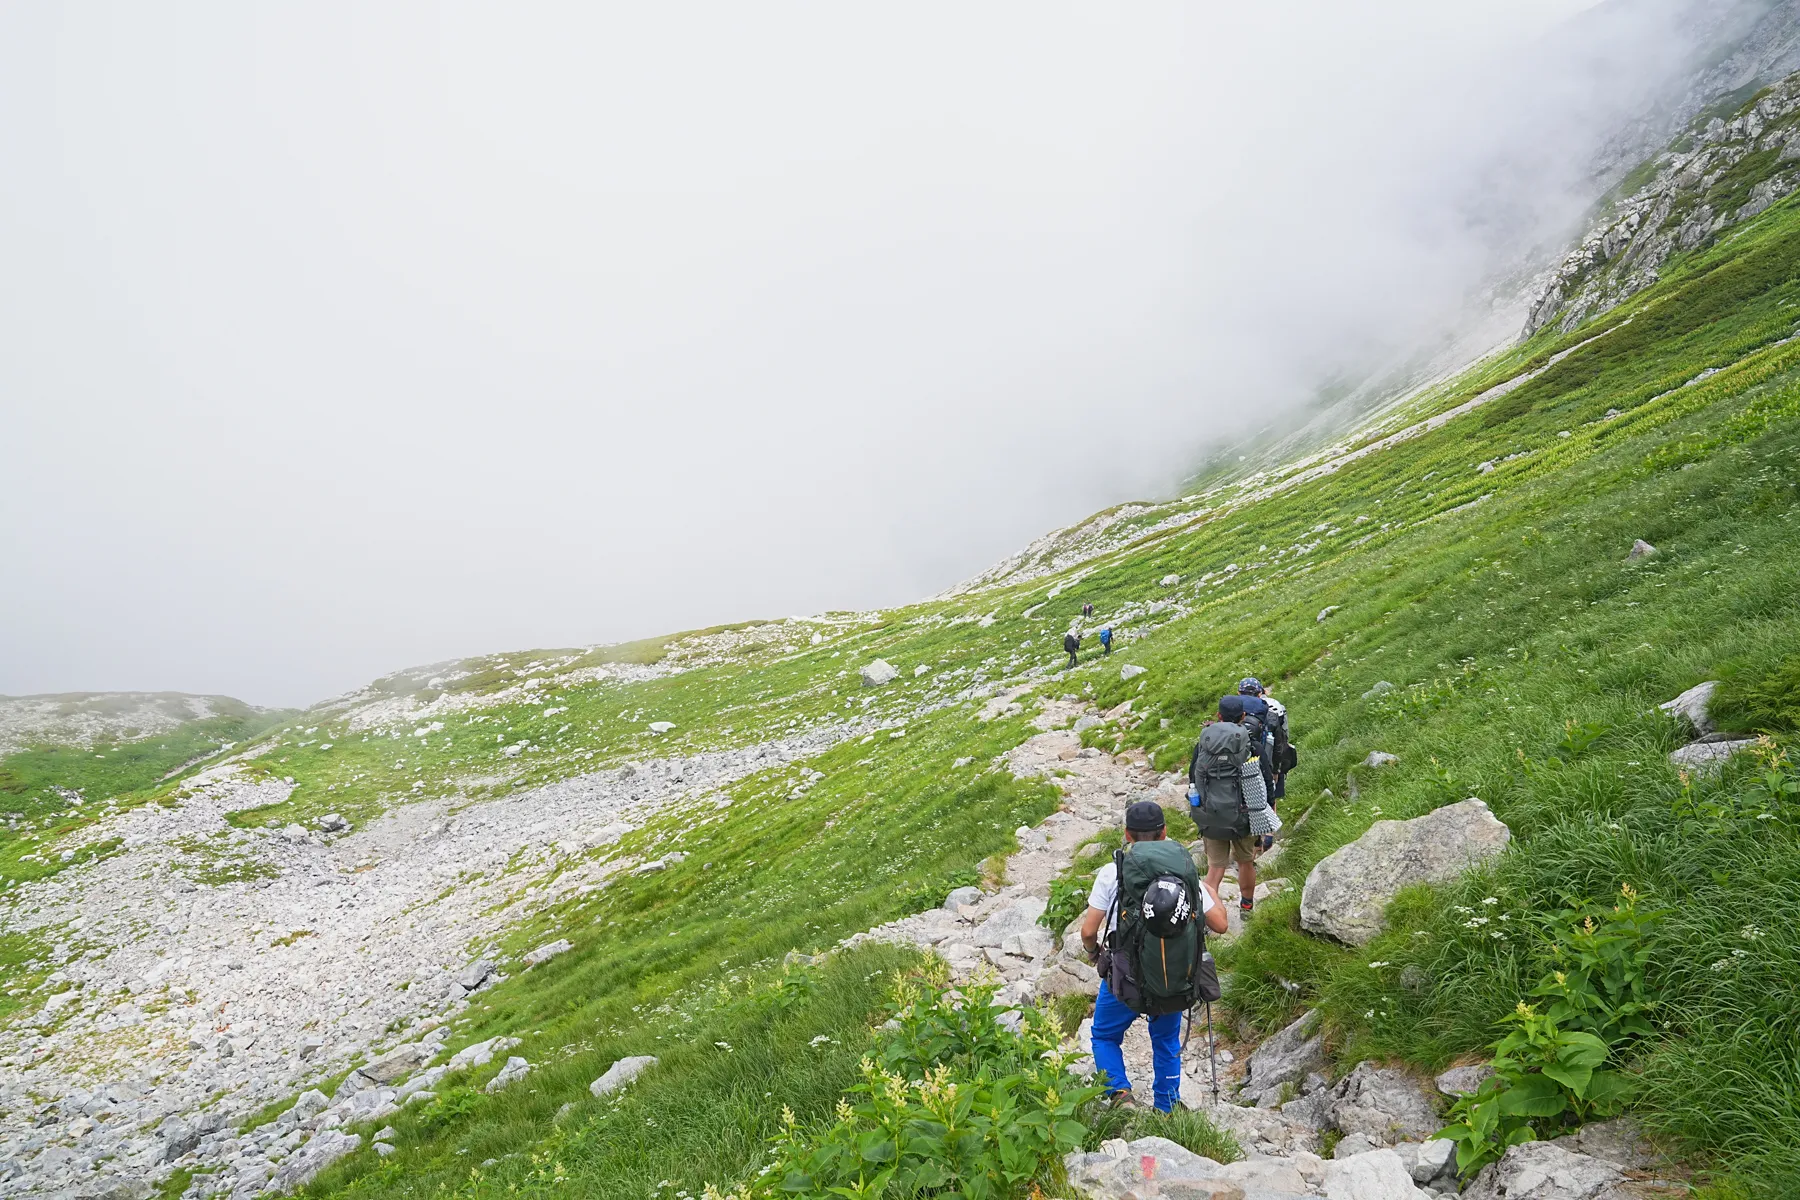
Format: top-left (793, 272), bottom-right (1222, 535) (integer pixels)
top-left (10, 69), bottom-right (1800, 1200)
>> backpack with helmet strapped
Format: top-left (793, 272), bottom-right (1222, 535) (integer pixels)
top-left (1101, 838), bottom-right (1212, 1015)
top-left (1188, 721), bottom-right (1251, 841)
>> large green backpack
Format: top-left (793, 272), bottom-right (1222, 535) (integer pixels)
top-left (1105, 838), bottom-right (1205, 1016)
top-left (1188, 721), bottom-right (1250, 841)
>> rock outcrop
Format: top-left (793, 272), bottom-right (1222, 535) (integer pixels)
top-left (1301, 799), bottom-right (1511, 946)
top-left (1526, 72), bottom-right (1800, 335)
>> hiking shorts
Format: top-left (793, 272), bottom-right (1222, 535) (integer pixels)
top-left (1203, 835), bottom-right (1259, 868)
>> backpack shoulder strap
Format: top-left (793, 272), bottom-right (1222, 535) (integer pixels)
top-left (1105, 848), bottom-right (1125, 948)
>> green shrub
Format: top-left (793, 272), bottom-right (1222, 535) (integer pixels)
top-left (1436, 888), bottom-right (1660, 1177)
top-left (710, 967), bottom-right (1102, 1200)
top-left (1715, 654), bottom-right (1800, 734)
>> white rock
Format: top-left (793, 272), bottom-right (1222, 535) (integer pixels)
top-left (969, 897), bottom-right (1047, 947)
top-left (647, 721), bottom-right (675, 734)
top-left (1412, 1139), bottom-right (1456, 1184)
top-left (1301, 799), bottom-right (1511, 946)
top-left (944, 886), bottom-right (984, 915)
top-left (1628, 539), bottom-right (1658, 559)
top-left (859, 659), bottom-right (900, 688)
top-left (1658, 681), bottom-right (1719, 735)
top-left (523, 938), bottom-right (572, 966)
top-left (1119, 665), bottom-right (1147, 681)
top-left (1159, 574), bottom-right (1181, 587)
top-left (1321, 1148), bottom-right (1424, 1200)
top-left (356, 1042), bottom-right (430, 1085)
top-left (913, 664), bottom-right (928, 677)
top-left (453, 959), bottom-right (494, 990)
top-left (1668, 738), bottom-right (1756, 774)
top-left (447, 1036), bottom-right (520, 1072)
top-left (1364, 751), bottom-right (1399, 768)
top-left (1463, 1141), bottom-right (1624, 1200)
top-left (1318, 606), bottom-right (1340, 622)
top-left (590, 1055), bottom-right (658, 1098)
top-left (483, 1056), bottom-right (530, 1093)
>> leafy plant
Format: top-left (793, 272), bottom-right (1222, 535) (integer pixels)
top-left (1436, 1002), bottom-right (1626, 1176)
top-left (712, 968), bottom-right (1102, 1200)
top-left (1531, 885), bottom-right (1660, 1045)
top-left (1553, 719), bottom-right (1613, 759)
top-left (1435, 887), bottom-right (1659, 1176)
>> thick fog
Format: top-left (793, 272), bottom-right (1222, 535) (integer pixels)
top-left (0, 2), bottom-right (1726, 707)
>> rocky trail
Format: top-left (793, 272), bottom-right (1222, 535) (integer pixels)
top-left (844, 700), bottom-right (1690, 1200)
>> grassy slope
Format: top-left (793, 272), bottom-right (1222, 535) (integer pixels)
top-left (304, 196), bottom-right (1800, 1196)
top-left (13, 194), bottom-right (1800, 1198)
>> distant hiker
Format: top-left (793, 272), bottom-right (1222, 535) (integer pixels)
top-left (1099, 627), bottom-right (1113, 656)
top-left (1083, 601), bottom-right (1095, 618)
top-left (1189, 695), bottom-right (1281, 919)
top-left (1080, 801), bottom-right (1226, 1111)
top-left (1064, 630), bottom-right (1081, 669)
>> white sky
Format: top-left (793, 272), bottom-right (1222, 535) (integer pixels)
top-left (5, 1), bottom-right (1702, 709)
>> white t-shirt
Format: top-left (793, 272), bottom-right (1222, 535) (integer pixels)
top-left (1087, 858), bottom-right (1215, 936)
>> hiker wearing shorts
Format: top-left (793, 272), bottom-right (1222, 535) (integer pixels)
top-left (1192, 694), bottom-right (1279, 920)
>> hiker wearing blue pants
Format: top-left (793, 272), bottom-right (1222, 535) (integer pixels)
top-left (1078, 802), bottom-right (1227, 1110)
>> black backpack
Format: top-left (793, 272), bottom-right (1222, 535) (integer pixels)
top-left (1103, 839), bottom-right (1211, 1015)
top-left (1188, 722), bottom-right (1250, 841)
top-left (1063, 633), bottom-right (1079, 653)
top-left (1268, 706), bottom-right (1297, 772)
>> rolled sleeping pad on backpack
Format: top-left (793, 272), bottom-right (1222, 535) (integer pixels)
top-left (1242, 761), bottom-right (1281, 837)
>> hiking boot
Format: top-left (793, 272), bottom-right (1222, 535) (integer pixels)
top-left (1239, 898), bottom-right (1254, 920)
top-left (1106, 1090), bottom-right (1147, 1111)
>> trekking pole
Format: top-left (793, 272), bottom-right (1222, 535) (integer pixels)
top-left (1205, 1001), bottom-right (1220, 1105)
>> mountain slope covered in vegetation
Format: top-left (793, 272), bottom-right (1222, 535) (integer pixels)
top-left (9, 89), bottom-right (1800, 1200)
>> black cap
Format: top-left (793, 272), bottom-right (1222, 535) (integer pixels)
top-left (1124, 800), bottom-right (1166, 832)
top-left (1219, 694), bottom-right (1247, 722)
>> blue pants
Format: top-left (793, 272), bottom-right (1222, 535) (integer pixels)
top-left (1091, 980), bottom-right (1183, 1112)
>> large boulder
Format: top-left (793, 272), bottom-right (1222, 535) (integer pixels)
top-left (1200, 1103), bottom-right (1324, 1156)
top-left (1301, 799), bottom-right (1511, 946)
top-left (1463, 1141), bottom-right (1623, 1200)
top-left (1658, 681), bottom-right (1719, 736)
top-left (1328, 1062), bottom-right (1442, 1145)
top-left (1241, 1009), bottom-right (1327, 1105)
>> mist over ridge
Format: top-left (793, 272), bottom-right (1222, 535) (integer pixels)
top-left (2, 1), bottom-right (1788, 707)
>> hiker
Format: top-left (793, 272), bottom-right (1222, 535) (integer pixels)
top-left (1079, 801), bottom-right (1226, 1111)
top-left (1189, 695), bottom-right (1281, 920)
top-left (1249, 679), bottom-right (1294, 804)
top-left (1083, 601), bottom-right (1095, 618)
top-left (1098, 626), bottom-right (1113, 656)
top-left (1063, 630), bottom-right (1081, 669)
